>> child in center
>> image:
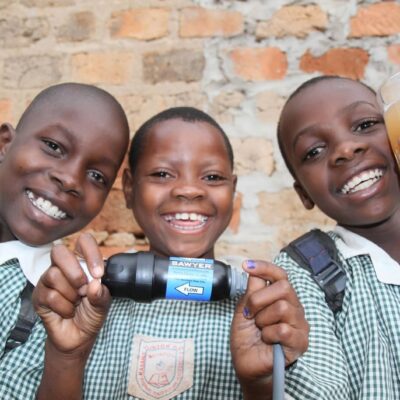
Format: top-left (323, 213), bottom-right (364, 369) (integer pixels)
top-left (33, 107), bottom-right (309, 400)
top-left (274, 75), bottom-right (400, 399)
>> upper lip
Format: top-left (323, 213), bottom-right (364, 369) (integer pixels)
top-left (26, 188), bottom-right (73, 218)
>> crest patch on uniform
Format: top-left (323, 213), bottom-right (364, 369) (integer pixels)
top-left (128, 335), bottom-right (194, 400)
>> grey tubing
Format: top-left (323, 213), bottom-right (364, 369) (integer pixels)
top-left (230, 268), bottom-right (248, 297)
top-left (273, 343), bottom-right (285, 400)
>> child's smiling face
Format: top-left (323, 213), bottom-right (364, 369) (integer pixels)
top-left (123, 118), bottom-right (237, 259)
top-left (279, 77), bottom-right (400, 229)
top-left (0, 86), bottom-right (128, 245)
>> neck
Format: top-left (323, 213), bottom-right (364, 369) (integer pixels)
top-left (149, 246), bottom-right (215, 260)
top-left (341, 212), bottom-right (400, 263)
top-left (0, 221), bottom-right (16, 243)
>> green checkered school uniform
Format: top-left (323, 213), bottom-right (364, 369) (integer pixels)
top-left (275, 231), bottom-right (400, 400)
top-left (0, 258), bottom-right (243, 399)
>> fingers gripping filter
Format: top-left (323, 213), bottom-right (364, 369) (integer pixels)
top-left (102, 251), bottom-right (248, 303)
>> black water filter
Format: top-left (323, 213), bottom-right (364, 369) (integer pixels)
top-left (101, 251), bottom-right (248, 302)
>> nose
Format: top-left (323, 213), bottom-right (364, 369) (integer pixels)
top-left (330, 138), bottom-right (368, 166)
top-left (50, 165), bottom-right (83, 197)
top-left (171, 178), bottom-right (206, 201)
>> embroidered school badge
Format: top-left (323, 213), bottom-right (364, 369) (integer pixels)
top-left (128, 335), bottom-right (194, 400)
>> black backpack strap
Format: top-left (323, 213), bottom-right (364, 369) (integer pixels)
top-left (283, 229), bottom-right (346, 313)
top-left (5, 281), bottom-right (37, 351)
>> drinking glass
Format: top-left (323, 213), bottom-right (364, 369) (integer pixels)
top-left (377, 71), bottom-right (400, 167)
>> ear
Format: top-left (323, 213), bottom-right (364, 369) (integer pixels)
top-left (293, 181), bottom-right (315, 210)
top-left (232, 174), bottom-right (238, 193)
top-left (122, 168), bottom-right (134, 209)
top-left (0, 123), bottom-right (16, 162)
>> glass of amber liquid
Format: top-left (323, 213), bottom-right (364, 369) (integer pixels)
top-left (378, 72), bottom-right (400, 167)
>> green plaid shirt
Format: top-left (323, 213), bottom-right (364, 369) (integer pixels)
top-left (0, 258), bottom-right (243, 399)
top-left (275, 231), bottom-right (400, 400)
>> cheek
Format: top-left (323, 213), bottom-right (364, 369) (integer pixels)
top-left (83, 190), bottom-right (109, 216)
top-left (214, 191), bottom-right (235, 221)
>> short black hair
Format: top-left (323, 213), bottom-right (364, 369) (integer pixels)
top-left (277, 75), bottom-right (376, 178)
top-left (128, 106), bottom-right (234, 174)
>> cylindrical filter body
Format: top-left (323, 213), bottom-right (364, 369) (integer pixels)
top-left (102, 251), bottom-right (248, 302)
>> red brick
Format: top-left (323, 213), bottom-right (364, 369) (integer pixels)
top-left (228, 192), bottom-right (242, 234)
top-left (299, 48), bottom-right (369, 79)
top-left (71, 52), bottom-right (134, 84)
top-left (0, 99), bottom-right (12, 123)
top-left (256, 5), bottom-right (327, 39)
top-left (56, 11), bottom-right (95, 42)
top-left (143, 49), bottom-right (205, 83)
top-left (388, 44), bottom-right (400, 64)
top-left (110, 8), bottom-right (170, 40)
top-left (230, 47), bottom-right (287, 81)
top-left (180, 7), bottom-right (243, 38)
top-left (87, 189), bottom-right (144, 236)
top-left (349, 3), bottom-right (400, 37)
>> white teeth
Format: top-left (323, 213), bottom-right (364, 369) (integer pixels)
top-left (173, 212), bottom-right (208, 222)
top-left (163, 212), bottom-right (209, 230)
top-left (189, 213), bottom-right (197, 221)
top-left (26, 190), bottom-right (67, 220)
top-left (341, 169), bottom-right (384, 194)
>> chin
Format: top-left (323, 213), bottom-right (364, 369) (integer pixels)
top-left (169, 246), bottom-right (211, 259)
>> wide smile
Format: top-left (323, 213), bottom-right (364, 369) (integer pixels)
top-left (26, 190), bottom-right (68, 220)
top-left (340, 168), bottom-right (384, 195)
top-left (162, 212), bottom-right (209, 232)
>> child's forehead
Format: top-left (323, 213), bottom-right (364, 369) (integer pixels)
top-left (281, 79), bottom-right (376, 125)
top-left (291, 79), bottom-right (374, 108)
top-left (147, 118), bottom-right (223, 144)
top-left (152, 118), bottom-right (215, 132)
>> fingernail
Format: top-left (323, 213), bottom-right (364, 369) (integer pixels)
top-left (93, 266), bottom-right (103, 277)
top-left (246, 260), bottom-right (256, 269)
top-left (243, 306), bottom-right (251, 318)
top-left (78, 285), bottom-right (87, 297)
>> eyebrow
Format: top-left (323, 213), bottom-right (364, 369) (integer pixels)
top-left (292, 100), bottom-right (377, 150)
top-left (47, 123), bottom-right (77, 143)
top-left (46, 124), bottom-right (119, 170)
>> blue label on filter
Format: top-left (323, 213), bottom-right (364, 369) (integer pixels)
top-left (166, 257), bottom-right (214, 301)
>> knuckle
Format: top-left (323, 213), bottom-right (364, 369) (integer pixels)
top-left (279, 268), bottom-right (289, 280)
top-left (244, 293), bottom-right (258, 310)
top-left (276, 299), bottom-right (291, 316)
top-left (44, 266), bottom-right (61, 286)
top-left (46, 289), bottom-right (60, 305)
top-left (278, 279), bottom-right (292, 295)
top-left (276, 323), bottom-right (292, 342)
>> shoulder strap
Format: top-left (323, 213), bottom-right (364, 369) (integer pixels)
top-left (5, 281), bottom-right (37, 351)
top-left (283, 229), bottom-right (346, 313)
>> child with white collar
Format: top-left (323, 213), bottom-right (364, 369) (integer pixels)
top-left (275, 75), bottom-right (400, 399)
top-left (0, 82), bottom-right (129, 384)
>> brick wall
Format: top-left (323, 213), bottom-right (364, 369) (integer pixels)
top-left (1, 0), bottom-right (400, 263)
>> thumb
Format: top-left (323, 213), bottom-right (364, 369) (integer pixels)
top-left (86, 279), bottom-right (111, 313)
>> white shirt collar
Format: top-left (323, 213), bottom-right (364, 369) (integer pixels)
top-left (0, 241), bottom-right (52, 286)
top-left (334, 225), bottom-right (400, 285)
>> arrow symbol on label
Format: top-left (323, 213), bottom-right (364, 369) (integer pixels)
top-left (176, 282), bottom-right (204, 296)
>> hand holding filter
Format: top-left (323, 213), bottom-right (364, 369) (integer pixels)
top-left (100, 252), bottom-right (285, 398)
top-left (101, 251), bottom-right (248, 302)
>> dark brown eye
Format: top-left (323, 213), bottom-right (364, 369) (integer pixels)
top-left (354, 118), bottom-right (380, 132)
top-left (303, 146), bottom-right (324, 161)
top-left (150, 170), bottom-right (171, 178)
top-left (88, 170), bottom-right (106, 186)
top-left (43, 139), bottom-right (62, 154)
